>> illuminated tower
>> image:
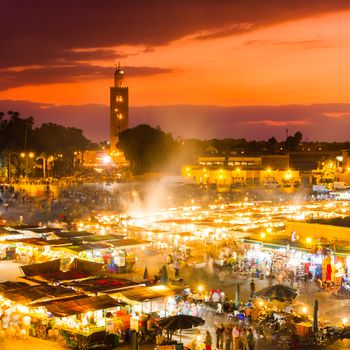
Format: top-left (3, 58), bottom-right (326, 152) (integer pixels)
top-left (110, 64), bottom-right (129, 150)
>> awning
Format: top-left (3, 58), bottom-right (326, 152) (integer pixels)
top-left (111, 285), bottom-right (182, 305)
top-left (1, 284), bottom-right (77, 304)
top-left (0, 281), bottom-right (30, 292)
top-left (4, 238), bottom-right (71, 247)
top-left (65, 277), bottom-right (138, 293)
top-left (21, 259), bottom-right (61, 276)
top-left (20, 258), bottom-right (104, 282)
top-left (109, 239), bottom-right (150, 249)
top-left (55, 231), bottom-right (94, 239)
top-left (33, 295), bottom-right (121, 317)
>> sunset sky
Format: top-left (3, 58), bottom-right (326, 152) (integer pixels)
top-left (1, 1), bottom-right (350, 141)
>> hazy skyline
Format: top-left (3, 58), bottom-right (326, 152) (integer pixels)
top-left (1, 1), bottom-right (350, 141)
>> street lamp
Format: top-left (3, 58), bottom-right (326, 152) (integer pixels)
top-left (20, 151), bottom-right (34, 179)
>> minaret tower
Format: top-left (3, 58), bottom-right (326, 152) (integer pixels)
top-left (110, 64), bottom-right (129, 150)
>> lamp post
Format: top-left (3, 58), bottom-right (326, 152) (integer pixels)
top-left (36, 156), bottom-right (47, 180)
top-left (20, 152), bottom-right (34, 179)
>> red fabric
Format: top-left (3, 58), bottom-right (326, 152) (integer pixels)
top-left (326, 264), bottom-right (332, 282)
top-left (304, 262), bottom-right (310, 274)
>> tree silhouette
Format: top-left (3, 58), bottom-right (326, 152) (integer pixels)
top-left (117, 124), bottom-right (175, 174)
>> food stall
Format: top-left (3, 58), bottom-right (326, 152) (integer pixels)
top-left (109, 285), bottom-right (183, 322)
top-left (32, 295), bottom-right (123, 350)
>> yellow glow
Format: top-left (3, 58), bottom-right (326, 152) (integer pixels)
top-left (20, 152), bottom-right (25, 158)
top-left (198, 285), bottom-right (204, 292)
top-left (301, 307), bottom-right (308, 314)
top-left (102, 155), bottom-right (111, 164)
top-left (284, 171), bottom-right (292, 179)
top-left (260, 232), bottom-right (266, 239)
top-left (343, 317), bottom-right (348, 324)
top-left (305, 237), bottom-right (312, 244)
top-left (151, 285), bottom-right (168, 291)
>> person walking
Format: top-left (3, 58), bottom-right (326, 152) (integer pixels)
top-left (205, 330), bottom-right (212, 350)
top-left (250, 279), bottom-right (256, 299)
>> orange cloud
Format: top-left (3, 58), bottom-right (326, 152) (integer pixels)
top-left (323, 112), bottom-right (350, 118)
top-left (246, 119), bottom-right (311, 126)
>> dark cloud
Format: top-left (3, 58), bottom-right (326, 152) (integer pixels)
top-left (0, 65), bottom-right (173, 90)
top-left (1, 0), bottom-right (350, 69)
top-left (1, 100), bottom-right (350, 142)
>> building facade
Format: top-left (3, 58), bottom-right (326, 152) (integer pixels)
top-left (110, 64), bottom-right (129, 150)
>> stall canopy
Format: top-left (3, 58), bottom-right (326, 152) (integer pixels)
top-left (4, 237), bottom-right (70, 247)
top-left (25, 227), bottom-right (61, 234)
top-left (1, 284), bottom-right (77, 304)
top-left (81, 234), bottom-right (125, 243)
top-left (54, 231), bottom-right (93, 239)
top-left (64, 277), bottom-right (138, 294)
top-left (112, 285), bottom-right (182, 305)
top-left (0, 281), bottom-right (31, 292)
top-left (32, 295), bottom-right (122, 317)
top-left (20, 259), bottom-right (61, 276)
top-left (19, 258), bottom-right (104, 283)
top-left (109, 238), bottom-right (150, 249)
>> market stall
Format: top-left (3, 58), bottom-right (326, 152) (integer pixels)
top-left (31, 294), bottom-right (123, 349)
top-left (109, 285), bottom-right (183, 322)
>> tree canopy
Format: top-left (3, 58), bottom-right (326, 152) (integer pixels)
top-left (117, 124), bottom-right (174, 173)
top-left (0, 111), bottom-right (93, 155)
top-left (0, 111), bottom-right (94, 178)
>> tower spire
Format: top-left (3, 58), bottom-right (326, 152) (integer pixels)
top-left (114, 63), bottom-right (125, 88)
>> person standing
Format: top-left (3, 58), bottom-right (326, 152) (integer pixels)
top-left (215, 323), bottom-right (224, 349)
top-left (205, 330), bottom-right (212, 350)
top-left (250, 279), bottom-right (256, 299)
top-left (247, 328), bottom-right (255, 350)
top-left (224, 327), bottom-right (232, 350)
top-left (240, 328), bottom-right (249, 350)
top-left (232, 326), bottom-right (240, 350)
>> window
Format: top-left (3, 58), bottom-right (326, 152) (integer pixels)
top-left (116, 113), bottom-right (123, 120)
top-left (115, 95), bottom-right (123, 102)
